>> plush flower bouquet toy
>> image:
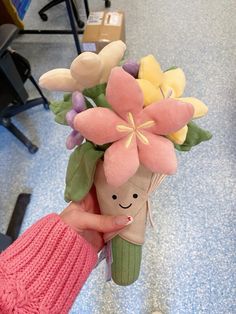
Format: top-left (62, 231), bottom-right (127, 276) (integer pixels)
top-left (39, 41), bottom-right (212, 286)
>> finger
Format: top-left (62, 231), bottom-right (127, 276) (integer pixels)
top-left (73, 186), bottom-right (100, 215)
top-left (78, 212), bottom-right (133, 233)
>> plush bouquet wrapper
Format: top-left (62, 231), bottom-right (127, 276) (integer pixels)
top-left (95, 161), bottom-right (165, 285)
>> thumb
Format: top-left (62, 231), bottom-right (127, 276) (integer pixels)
top-left (78, 212), bottom-right (133, 233)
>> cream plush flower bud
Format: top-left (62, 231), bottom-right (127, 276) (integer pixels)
top-left (39, 41), bottom-right (127, 92)
top-left (70, 52), bottom-right (103, 89)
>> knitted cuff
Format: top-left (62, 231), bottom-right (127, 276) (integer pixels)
top-left (0, 214), bottom-right (98, 313)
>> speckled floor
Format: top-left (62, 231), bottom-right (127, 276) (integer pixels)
top-left (0, 0), bottom-right (235, 313)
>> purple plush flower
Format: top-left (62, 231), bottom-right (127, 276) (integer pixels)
top-left (122, 60), bottom-right (140, 78)
top-left (72, 91), bottom-right (86, 113)
top-left (66, 130), bottom-right (84, 150)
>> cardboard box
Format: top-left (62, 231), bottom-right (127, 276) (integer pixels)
top-left (82, 11), bottom-right (125, 53)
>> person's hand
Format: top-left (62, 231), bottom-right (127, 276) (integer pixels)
top-left (60, 186), bottom-right (133, 252)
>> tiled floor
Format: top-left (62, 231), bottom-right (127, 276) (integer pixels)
top-left (0, 0), bottom-right (235, 313)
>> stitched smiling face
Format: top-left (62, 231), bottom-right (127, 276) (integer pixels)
top-left (112, 193), bottom-right (139, 209)
top-left (94, 162), bottom-right (152, 218)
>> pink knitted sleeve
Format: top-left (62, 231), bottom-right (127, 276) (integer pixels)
top-left (0, 213), bottom-right (98, 313)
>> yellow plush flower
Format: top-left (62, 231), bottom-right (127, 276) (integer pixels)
top-left (137, 55), bottom-right (208, 144)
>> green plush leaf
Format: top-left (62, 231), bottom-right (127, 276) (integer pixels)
top-left (64, 142), bottom-right (104, 202)
top-left (63, 93), bottom-right (72, 102)
top-left (54, 109), bottom-right (69, 125)
top-left (84, 97), bottom-right (94, 109)
top-left (83, 83), bottom-right (112, 108)
top-left (164, 66), bottom-right (178, 72)
top-left (95, 93), bottom-right (111, 108)
top-left (50, 97), bottom-right (73, 125)
top-left (50, 99), bottom-right (71, 115)
top-left (83, 83), bottom-right (107, 99)
top-left (96, 143), bottom-right (111, 151)
top-left (175, 121), bottom-right (212, 152)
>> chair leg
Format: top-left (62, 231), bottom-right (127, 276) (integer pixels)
top-left (38, 0), bottom-right (65, 21)
top-left (105, 0), bottom-right (111, 8)
top-left (6, 193), bottom-right (31, 241)
top-left (1, 118), bottom-right (38, 154)
top-left (5, 98), bottom-right (47, 118)
top-left (29, 75), bottom-right (50, 110)
top-left (71, 0), bottom-right (85, 29)
top-left (0, 233), bottom-right (12, 252)
top-left (84, 0), bottom-right (89, 18)
top-left (65, 0), bottom-right (82, 54)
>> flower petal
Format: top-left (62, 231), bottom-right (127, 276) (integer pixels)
top-left (70, 52), bottom-right (103, 89)
top-left (136, 79), bottom-right (164, 106)
top-left (99, 40), bottom-right (127, 83)
top-left (178, 97), bottom-right (208, 118)
top-left (142, 98), bottom-right (194, 135)
top-left (168, 125), bottom-right (188, 145)
top-left (138, 131), bottom-right (177, 174)
top-left (106, 67), bottom-right (144, 119)
top-left (39, 69), bottom-right (82, 92)
top-left (138, 55), bottom-right (164, 88)
top-left (161, 68), bottom-right (186, 97)
top-left (74, 107), bottom-right (126, 145)
top-left (103, 136), bottom-right (140, 187)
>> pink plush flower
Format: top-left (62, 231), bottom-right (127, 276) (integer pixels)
top-left (74, 67), bottom-right (194, 187)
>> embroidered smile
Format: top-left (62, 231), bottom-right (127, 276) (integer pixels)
top-left (119, 203), bottom-right (132, 209)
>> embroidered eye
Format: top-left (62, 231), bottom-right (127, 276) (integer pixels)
top-left (133, 193), bottom-right (138, 199)
top-left (112, 194), bottom-right (117, 200)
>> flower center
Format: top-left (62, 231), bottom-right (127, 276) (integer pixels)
top-left (116, 112), bottom-right (155, 148)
